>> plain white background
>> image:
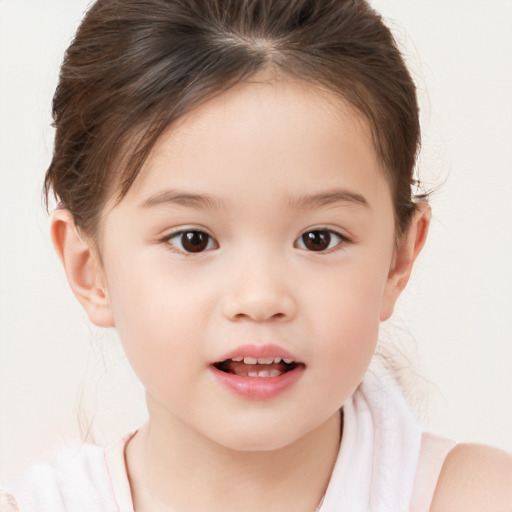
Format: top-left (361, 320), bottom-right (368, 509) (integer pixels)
top-left (1, 0), bottom-right (511, 487)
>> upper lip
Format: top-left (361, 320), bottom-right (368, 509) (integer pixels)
top-left (213, 344), bottom-right (301, 364)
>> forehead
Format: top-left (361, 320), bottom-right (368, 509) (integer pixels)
top-left (115, 78), bottom-right (392, 212)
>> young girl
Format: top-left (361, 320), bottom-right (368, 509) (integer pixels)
top-left (2, 0), bottom-right (511, 511)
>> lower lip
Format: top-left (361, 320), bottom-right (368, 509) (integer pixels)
top-left (209, 365), bottom-right (305, 400)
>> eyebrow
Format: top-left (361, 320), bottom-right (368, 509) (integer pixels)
top-left (139, 187), bottom-right (369, 211)
top-left (289, 189), bottom-right (370, 210)
top-left (139, 189), bottom-right (224, 210)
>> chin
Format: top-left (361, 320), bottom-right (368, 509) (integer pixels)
top-left (207, 421), bottom-right (310, 453)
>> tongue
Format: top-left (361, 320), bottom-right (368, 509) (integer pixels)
top-left (225, 361), bottom-right (288, 377)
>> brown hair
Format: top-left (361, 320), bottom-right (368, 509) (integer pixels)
top-left (45, 0), bottom-right (421, 237)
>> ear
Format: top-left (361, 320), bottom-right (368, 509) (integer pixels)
top-left (51, 209), bottom-right (115, 328)
top-left (380, 202), bottom-right (431, 321)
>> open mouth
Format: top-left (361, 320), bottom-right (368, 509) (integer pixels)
top-left (213, 357), bottom-right (300, 378)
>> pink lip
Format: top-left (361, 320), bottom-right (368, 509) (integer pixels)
top-left (209, 365), bottom-right (304, 400)
top-left (209, 344), bottom-right (304, 400)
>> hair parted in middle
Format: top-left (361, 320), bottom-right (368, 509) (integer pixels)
top-left (45, 0), bottom-right (420, 237)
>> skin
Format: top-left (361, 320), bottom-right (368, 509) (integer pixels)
top-left (431, 444), bottom-right (512, 512)
top-left (51, 79), bottom-right (511, 511)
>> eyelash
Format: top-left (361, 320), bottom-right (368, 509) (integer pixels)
top-left (161, 228), bottom-right (349, 255)
top-left (163, 229), bottom-right (218, 255)
top-left (293, 228), bottom-right (349, 253)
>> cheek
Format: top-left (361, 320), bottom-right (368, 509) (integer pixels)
top-left (310, 298), bottom-right (380, 404)
top-left (308, 254), bottom-right (389, 321)
top-left (105, 259), bottom-right (216, 387)
top-left (316, 296), bottom-right (380, 364)
top-left (105, 269), bottom-right (178, 373)
top-left (305, 257), bottom-right (390, 365)
top-left (112, 297), bottom-right (199, 409)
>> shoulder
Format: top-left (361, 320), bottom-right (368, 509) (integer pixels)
top-left (431, 443), bottom-right (512, 512)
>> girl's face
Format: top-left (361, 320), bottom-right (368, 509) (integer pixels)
top-left (97, 79), bottom-right (402, 451)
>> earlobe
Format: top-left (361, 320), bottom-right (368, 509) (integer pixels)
top-left (51, 209), bottom-right (115, 328)
top-left (380, 202), bottom-right (431, 321)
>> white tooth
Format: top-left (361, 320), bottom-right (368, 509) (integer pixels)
top-left (258, 357), bottom-right (274, 365)
top-left (258, 370), bottom-right (271, 377)
top-left (248, 371), bottom-right (259, 377)
top-left (244, 357), bottom-right (258, 364)
top-left (283, 358), bottom-right (293, 364)
top-left (273, 357), bottom-right (282, 364)
top-left (231, 357), bottom-right (243, 362)
top-left (269, 370), bottom-right (282, 377)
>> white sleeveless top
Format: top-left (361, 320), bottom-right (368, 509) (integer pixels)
top-left (2, 372), bottom-right (456, 512)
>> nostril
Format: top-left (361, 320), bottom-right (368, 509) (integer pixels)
top-left (222, 292), bottom-right (296, 322)
top-left (232, 310), bottom-right (287, 322)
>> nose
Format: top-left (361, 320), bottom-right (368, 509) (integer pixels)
top-left (222, 263), bottom-right (297, 323)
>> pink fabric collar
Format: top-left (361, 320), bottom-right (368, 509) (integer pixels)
top-left (104, 431), bottom-right (137, 512)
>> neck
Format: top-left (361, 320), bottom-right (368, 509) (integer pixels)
top-left (126, 403), bottom-right (342, 512)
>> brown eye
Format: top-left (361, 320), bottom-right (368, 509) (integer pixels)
top-left (295, 229), bottom-right (343, 252)
top-left (168, 230), bottom-right (217, 253)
